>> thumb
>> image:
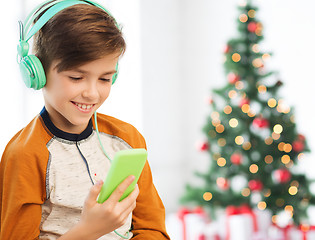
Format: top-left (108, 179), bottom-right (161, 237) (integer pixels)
top-left (87, 180), bottom-right (103, 203)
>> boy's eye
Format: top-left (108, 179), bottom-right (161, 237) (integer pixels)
top-left (100, 78), bottom-right (111, 82)
top-left (69, 76), bottom-right (82, 80)
top-left (68, 76), bottom-right (111, 82)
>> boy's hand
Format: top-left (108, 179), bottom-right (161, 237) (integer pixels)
top-left (78, 175), bottom-right (139, 239)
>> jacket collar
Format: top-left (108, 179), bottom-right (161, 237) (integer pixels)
top-left (40, 107), bottom-right (93, 142)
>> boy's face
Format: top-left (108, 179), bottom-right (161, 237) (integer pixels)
top-left (43, 53), bottom-right (119, 134)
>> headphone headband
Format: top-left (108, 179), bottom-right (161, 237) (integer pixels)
top-left (25, 1), bottom-right (89, 41)
top-left (23, 0), bottom-right (64, 38)
top-left (23, 0), bottom-right (118, 41)
top-left (17, 0), bottom-right (120, 89)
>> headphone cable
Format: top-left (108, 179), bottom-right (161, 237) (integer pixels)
top-left (93, 111), bottom-right (130, 239)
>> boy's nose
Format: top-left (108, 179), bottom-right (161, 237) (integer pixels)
top-left (82, 81), bottom-right (99, 99)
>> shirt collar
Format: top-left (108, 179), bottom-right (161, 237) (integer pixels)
top-left (40, 107), bottom-right (93, 141)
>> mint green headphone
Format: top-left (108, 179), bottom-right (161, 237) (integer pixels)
top-left (17, 0), bottom-right (119, 90)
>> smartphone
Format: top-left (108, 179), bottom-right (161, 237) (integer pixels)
top-left (97, 148), bottom-right (147, 203)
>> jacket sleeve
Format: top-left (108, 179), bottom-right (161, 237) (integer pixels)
top-left (131, 161), bottom-right (170, 239)
top-left (95, 114), bottom-right (170, 239)
top-left (0, 136), bottom-right (48, 240)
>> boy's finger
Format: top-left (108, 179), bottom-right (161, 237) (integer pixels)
top-left (118, 183), bottom-right (139, 209)
top-left (85, 180), bottom-right (103, 206)
top-left (107, 175), bottom-right (135, 203)
top-left (118, 185), bottom-right (139, 219)
top-left (122, 184), bottom-right (139, 202)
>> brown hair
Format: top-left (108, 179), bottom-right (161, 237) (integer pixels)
top-left (33, 2), bottom-right (126, 73)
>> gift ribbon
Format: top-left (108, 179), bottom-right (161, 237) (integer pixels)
top-left (274, 224), bottom-right (315, 240)
top-left (178, 207), bottom-right (206, 240)
top-left (198, 233), bottom-right (221, 240)
top-left (272, 223), bottom-right (293, 240)
top-left (299, 224), bottom-right (315, 240)
top-left (225, 205), bottom-right (258, 240)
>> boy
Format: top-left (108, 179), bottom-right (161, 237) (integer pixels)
top-left (0, 0), bottom-right (170, 239)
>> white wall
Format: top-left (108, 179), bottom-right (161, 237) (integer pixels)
top-left (140, 0), bottom-right (315, 214)
top-left (140, 0), bottom-right (182, 213)
top-left (98, 0), bottom-right (143, 132)
top-left (0, 0), bottom-right (27, 154)
top-left (140, 0), bottom-right (236, 212)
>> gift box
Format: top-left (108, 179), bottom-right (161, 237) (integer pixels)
top-left (223, 205), bottom-right (272, 240)
top-left (253, 208), bottom-right (272, 239)
top-left (180, 207), bottom-right (208, 240)
top-left (166, 205), bottom-right (272, 240)
top-left (288, 225), bottom-right (315, 240)
top-left (166, 207), bottom-right (217, 240)
top-left (267, 224), bottom-right (315, 240)
top-left (268, 223), bottom-right (293, 240)
top-left (225, 205), bottom-right (256, 240)
top-left (201, 221), bottom-right (221, 240)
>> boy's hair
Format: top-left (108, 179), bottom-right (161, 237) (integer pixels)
top-left (33, 2), bottom-right (126, 73)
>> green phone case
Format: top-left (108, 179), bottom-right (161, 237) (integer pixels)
top-left (97, 148), bottom-right (147, 203)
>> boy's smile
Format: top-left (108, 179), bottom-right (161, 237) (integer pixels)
top-left (72, 102), bottom-right (95, 112)
top-left (43, 53), bottom-right (119, 134)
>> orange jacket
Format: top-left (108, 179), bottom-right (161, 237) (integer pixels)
top-left (0, 108), bottom-right (170, 239)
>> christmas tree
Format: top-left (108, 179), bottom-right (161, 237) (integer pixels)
top-left (181, 0), bottom-right (313, 225)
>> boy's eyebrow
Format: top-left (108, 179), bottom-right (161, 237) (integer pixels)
top-left (70, 69), bottom-right (117, 75)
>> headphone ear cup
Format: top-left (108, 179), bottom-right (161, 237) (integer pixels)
top-left (112, 72), bottom-right (118, 84)
top-left (112, 62), bottom-right (119, 84)
top-left (19, 55), bottom-right (46, 90)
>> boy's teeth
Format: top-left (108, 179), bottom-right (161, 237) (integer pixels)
top-left (75, 103), bottom-right (92, 109)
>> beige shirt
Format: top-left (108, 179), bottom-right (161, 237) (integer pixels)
top-left (39, 132), bottom-right (132, 239)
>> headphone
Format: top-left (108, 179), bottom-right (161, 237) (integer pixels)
top-left (17, 0), bottom-right (120, 90)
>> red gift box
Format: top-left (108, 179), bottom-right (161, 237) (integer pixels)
top-left (225, 205), bottom-right (258, 240)
top-left (178, 207), bottom-right (221, 240)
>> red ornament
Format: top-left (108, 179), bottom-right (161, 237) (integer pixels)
top-left (248, 22), bottom-right (258, 32)
top-left (292, 141), bottom-right (305, 153)
top-left (248, 180), bottom-right (263, 192)
top-left (252, 117), bottom-right (269, 128)
top-left (227, 73), bottom-right (240, 84)
top-left (206, 96), bottom-right (214, 105)
top-left (197, 141), bottom-right (210, 152)
top-left (231, 153), bottom-right (243, 165)
top-left (273, 169), bottom-right (292, 184)
top-left (298, 134), bottom-right (306, 142)
top-left (239, 98), bottom-right (250, 107)
top-left (224, 45), bottom-right (231, 54)
top-left (217, 177), bottom-right (229, 190)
